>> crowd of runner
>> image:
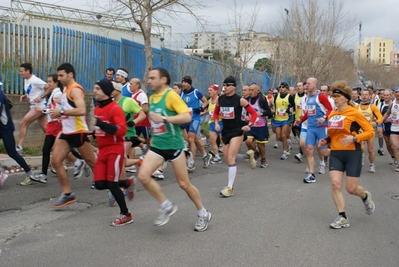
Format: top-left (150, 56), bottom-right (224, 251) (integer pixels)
top-left (2, 61), bottom-right (399, 230)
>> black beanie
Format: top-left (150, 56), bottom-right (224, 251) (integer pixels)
top-left (96, 80), bottom-right (114, 97)
top-left (223, 76), bottom-right (236, 86)
top-left (182, 76), bottom-right (192, 85)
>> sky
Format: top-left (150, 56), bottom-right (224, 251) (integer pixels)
top-left (0, 0), bottom-right (397, 50)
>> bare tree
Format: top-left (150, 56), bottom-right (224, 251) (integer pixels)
top-left (271, 0), bottom-right (357, 85)
top-left (358, 60), bottom-right (399, 89)
top-left (91, 0), bottom-right (207, 91)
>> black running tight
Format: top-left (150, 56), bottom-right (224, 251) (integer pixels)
top-left (95, 180), bottom-right (129, 215)
top-left (41, 135), bottom-right (57, 175)
top-left (0, 129), bottom-right (31, 172)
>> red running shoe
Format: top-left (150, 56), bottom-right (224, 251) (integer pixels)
top-left (111, 213), bottom-right (133, 226)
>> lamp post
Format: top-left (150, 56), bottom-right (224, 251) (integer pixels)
top-left (131, 27), bottom-right (136, 43)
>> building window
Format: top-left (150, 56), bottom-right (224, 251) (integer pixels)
top-left (383, 59), bottom-right (385, 63)
top-left (383, 43), bottom-right (385, 47)
top-left (383, 48), bottom-right (385, 52)
top-left (379, 53), bottom-right (381, 57)
top-left (383, 53), bottom-right (385, 57)
top-left (379, 48), bottom-right (381, 52)
top-left (379, 43), bottom-right (381, 47)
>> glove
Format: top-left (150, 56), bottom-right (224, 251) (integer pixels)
top-left (95, 118), bottom-right (104, 127)
top-left (127, 120), bottom-right (135, 127)
top-left (193, 107), bottom-right (204, 114)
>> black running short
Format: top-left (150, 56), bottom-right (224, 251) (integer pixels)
top-left (329, 150), bottom-right (362, 177)
top-left (59, 133), bottom-right (90, 148)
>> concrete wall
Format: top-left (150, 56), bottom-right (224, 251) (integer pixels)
top-left (7, 94), bottom-right (95, 149)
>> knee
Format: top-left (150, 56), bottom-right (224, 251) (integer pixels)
top-left (138, 171), bottom-right (151, 185)
top-left (346, 184), bottom-right (358, 195)
top-left (95, 180), bottom-right (108, 190)
top-left (331, 180), bottom-right (342, 191)
top-left (177, 180), bottom-right (190, 191)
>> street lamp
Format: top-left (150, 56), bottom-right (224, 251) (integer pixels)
top-left (131, 27), bottom-right (136, 43)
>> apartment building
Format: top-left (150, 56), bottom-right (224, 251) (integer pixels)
top-left (357, 37), bottom-right (395, 66)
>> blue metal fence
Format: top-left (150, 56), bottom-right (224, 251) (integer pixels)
top-left (1, 22), bottom-right (278, 95)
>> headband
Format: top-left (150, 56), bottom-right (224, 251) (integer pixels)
top-left (116, 69), bottom-right (128, 78)
top-left (333, 89), bottom-right (351, 101)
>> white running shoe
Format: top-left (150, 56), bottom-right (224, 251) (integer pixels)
top-left (126, 165), bottom-right (137, 173)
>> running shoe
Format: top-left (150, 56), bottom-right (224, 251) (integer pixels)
top-left (31, 173), bottom-right (47, 184)
top-left (203, 153), bottom-right (212, 168)
top-left (218, 147), bottom-right (223, 153)
top-left (363, 191), bottom-right (375, 215)
top-left (286, 149), bottom-right (291, 156)
top-left (111, 213), bottom-right (133, 226)
top-left (280, 153), bottom-right (288, 160)
top-left (303, 173), bottom-right (316, 183)
top-left (211, 157), bottom-right (222, 164)
top-left (51, 165), bottom-right (68, 174)
top-left (246, 149), bottom-right (257, 169)
top-left (330, 215), bottom-right (350, 229)
top-left (84, 163), bottom-right (91, 177)
top-left (52, 192), bottom-right (77, 208)
top-left (220, 186), bottom-right (234, 197)
top-left (318, 165), bottom-right (326, 174)
top-left (162, 161), bottom-right (168, 169)
top-left (395, 164), bottom-right (399, 172)
top-left (274, 142), bottom-right (278, 149)
top-left (377, 148), bottom-right (384, 156)
top-left (19, 175), bottom-right (33, 186)
top-left (194, 211), bottom-right (212, 232)
top-left (91, 182), bottom-right (95, 189)
top-left (16, 145), bottom-right (23, 154)
top-left (295, 153), bottom-right (303, 162)
top-left (126, 165), bottom-right (137, 173)
top-left (73, 160), bottom-right (86, 179)
top-left (369, 164), bottom-right (376, 173)
top-left (0, 172), bottom-right (8, 189)
top-left (107, 191), bottom-right (116, 207)
top-left (152, 169), bottom-right (165, 180)
top-left (260, 159), bottom-right (268, 168)
top-left (154, 203), bottom-right (178, 226)
top-left (126, 176), bottom-right (137, 200)
top-left (187, 158), bottom-right (195, 172)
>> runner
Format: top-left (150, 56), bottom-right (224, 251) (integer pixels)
top-left (357, 89), bottom-right (383, 173)
top-left (138, 68), bottom-right (211, 231)
top-left (17, 63), bottom-right (52, 153)
top-left (378, 89), bottom-right (395, 164)
top-left (49, 63), bottom-right (97, 208)
top-left (213, 76), bottom-right (258, 197)
top-left (206, 84), bottom-right (223, 164)
top-left (115, 67), bottom-right (132, 97)
top-left (319, 80), bottom-right (375, 229)
top-left (0, 87), bottom-right (36, 187)
top-left (382, 86), bottom-right (399, 172)
top-left (92, 80), bottom-right (134, 226)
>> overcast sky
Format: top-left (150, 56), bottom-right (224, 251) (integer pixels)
top-left (1, 0), bottom-right (397, 49)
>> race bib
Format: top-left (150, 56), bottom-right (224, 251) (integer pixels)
top-left (392, 117), bottom-right (399, 125)
top-left (221, 107), bottom-right (235, 119)
top-left (306, 105), bottom-right (316, 115)
top-left (94, 126), bottom-right (106, 137)
top-left (188, 107), bottom-right (193, 116)
top-left (277, 108), bottom-right (286, 117)
top-left (151, 120), bottom-right (167, 135)
top-left (209, 111), bottom-right (214, 117)
top-left (328, 115), bottom-right (346, 129)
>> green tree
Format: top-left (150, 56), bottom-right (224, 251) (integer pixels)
top-left (254, 57), bottom-right (274, 73)
top-left (212, 50), bottom-right (234, 64)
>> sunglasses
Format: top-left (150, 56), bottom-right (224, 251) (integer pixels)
top-left (332, 94), bottom-right (343, 99)
top-left (223, 83), bottom-right (235, 87)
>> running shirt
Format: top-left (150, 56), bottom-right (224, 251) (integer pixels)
top-left (149, 89), bottom-right (187, 150)
top-left (24, 74), bottom-right (46, 106)
top-left (294, 93), bottom-right (305, 120)
top-left (327, 105), bottom-right (374, 151)
top-left (274, 94), bottom-right (290, 121)
top-left (132, 89), bottom-right (150, 127)
top-left (180, 87), bottom-right (203, 121)
top-left (46, 88), bottom-right (62, 122)
top-left (121, 83), bottom-right (132, 98)
top-left (218, 93), bottom-right (243, 130)
top-left (299, 95), bottom-right (308, 129)
top-left (390, 101), bottom-right (399, 132)
top-left (356, 103), bottom-right (383, 124)
top-left (60, 82), bottom-right (90, 134)
top-left (208, 98), bottom-right (221, 123)
top-left (94, 101), bottom-right (126, 156)
top-left (301, 92), bottom-right (332, 128)
top-left (117, 96), bottom-right (142, 138)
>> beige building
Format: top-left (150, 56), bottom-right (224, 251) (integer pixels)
top-left (357, 37), bottom-right (395, 66)
top-left (390, 50), bottom-right (399, 68)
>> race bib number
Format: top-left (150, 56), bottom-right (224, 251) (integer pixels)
top-left (296, 104), bottom-right (302, 110)
top-left (306, 105), bottom-right (316, 115)
top-left (151, 120), bottom-right (167, 135)
top-left (188, 107), bottom-right (193, 116)
top-left (221, 107), bottom-right (235, 119)
top-left (328, 115), bottom-right (346, 129)
top-left (277, 108), bottom-right (286, 117)
top-left (392, 117), bottom-right (399, 125)
top-left (94, 126), bottom-right (106, 137)
top-left (253, 117), bottom-right (261, 126)
top-left (209, 111), bottom-right (214, 117)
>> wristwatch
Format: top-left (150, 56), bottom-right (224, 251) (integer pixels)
top-left (161, 116), bottom-right (167, 123)
top-left (353, 136), bottom-right (357, 142)
top-left (248, 123), bottom-right (253, 127)
top-left (60, 108), bottom-right (65, 115)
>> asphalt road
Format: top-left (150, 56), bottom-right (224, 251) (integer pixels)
top-left (0, 139), bottom-right (398, 267)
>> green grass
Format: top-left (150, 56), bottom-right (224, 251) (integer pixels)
top-left (0, 142), bottom-right (41, 156)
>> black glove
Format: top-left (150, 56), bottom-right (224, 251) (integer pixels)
top-left (127, 120), bottom-right (135, 127)
top-left (193, 107), bottom-right (204, 114)
top-left (95, 118), bottom-right (105, 127)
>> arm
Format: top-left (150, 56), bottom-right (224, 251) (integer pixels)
top-left (259, 96), bottom-right (272, 118)
top-left (240, 98), bottom-right (257, 124)
top-left (213, 104), bottom-right (220, 122)
top-left (318, 93), bottom-right (333, 118)
top-left (96, 105), bottom-right (127, 136)
top-left (371, 105), bottom-right (383, 125)
top-left (382, 104), bottom-right (391, 121)
top-left (133, 110), bottom-right (146, 125)
top-left (289, 95), bottom-right (296, 112)
top-left (354, 113), bottom-right (375, 142)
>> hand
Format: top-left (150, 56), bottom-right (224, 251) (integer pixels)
top-left (339, 135), bottom-right (354, 146)
top-left (289, 107), bottom-right (294, 113)
top-left (294, 120), bottom-right (301, 127)
top-left (371, 122), bottom-right (376, 127)
top-left (215, 122), bottom-right (220, 132)
top-left (317, 117), bottom-right (326, 124)
top-left (318, 139), bottom-right (328, 147)
top-left (33, 96), bottom-right (42, 103)
top-left (49, 108), bottom-right (61, 119)
top-left (242, 125), bottom-right (251, 132)
top-left (20, 95), bottom-right (26, 103)
top-left (127, 120), bottom-right (135, 127)
top-left (149, 112), bottom-right (164, 123)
